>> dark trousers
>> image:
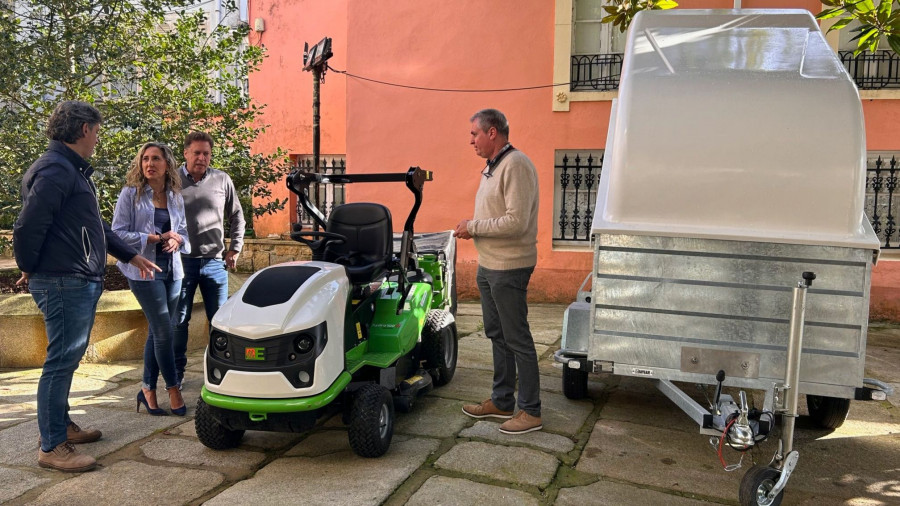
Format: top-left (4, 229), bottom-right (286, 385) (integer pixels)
top-left (476, 265), bottom-right (541, 417)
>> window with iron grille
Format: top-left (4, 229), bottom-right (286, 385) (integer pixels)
top-left (570, 0), bottom-right (624, 91)
top-left (290, 155), bottom-right (346, 230)
top-left (553, 150), bottom-right (603, 246)
top-left (866, 152), bottom-right (900, 249)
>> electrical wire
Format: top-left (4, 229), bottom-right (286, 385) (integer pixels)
top-left (717, 418), bottom-right (746, 472)
top-left (325, 64), bottom-right (571, 93)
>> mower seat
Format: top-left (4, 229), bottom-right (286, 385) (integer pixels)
top-left (323, 202), bottom-right (393, 285)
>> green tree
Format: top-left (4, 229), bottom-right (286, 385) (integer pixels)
top-left (818, 0), bottom-right (900, 55)
top-left (601, 0), bottom-right (678, 34)
top-left (0, 0), bottom-right (290, 248)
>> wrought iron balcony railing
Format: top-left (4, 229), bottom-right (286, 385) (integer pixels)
top-left (570, 54), bottom-right (623, 91)
top-left (867, 155), bottom-right (899, 249)
top-left (294, 157), bottom-right (346, 229)
top-left (840, 50), bottom-right (900, 90)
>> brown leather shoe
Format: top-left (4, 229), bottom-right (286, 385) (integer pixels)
top-left (66, 422), bottom-right (101, 444)
top-left (499, 411), bottom-right (543, 434)
top-left (462, 399), bottom-right (514, 419)
top-left (38, 442), bottom-right (97, 472)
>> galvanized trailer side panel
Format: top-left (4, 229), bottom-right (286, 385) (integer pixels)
top-left (589, 234), bottom-right (874, 398)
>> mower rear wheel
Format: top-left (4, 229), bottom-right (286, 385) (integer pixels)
top-left (562, 365), bottom-right (589, 400)
top-left (348, 384), bottom-right (394, 458)
top-left (422, 309), bottom-right (458, 386)
top-left (195, 398), bottom-right (245, 450)
top-left (806, 394), bottom-right (851, 429)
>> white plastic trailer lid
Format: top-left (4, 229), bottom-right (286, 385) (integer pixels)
top-left (593, 9), bottom-right (880, 250)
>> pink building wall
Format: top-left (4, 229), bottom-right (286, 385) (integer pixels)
top-left (248, 1), bottom-right (900, 315)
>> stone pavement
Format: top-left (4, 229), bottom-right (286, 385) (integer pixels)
top-left (0, 302), bottom-right (898, 505)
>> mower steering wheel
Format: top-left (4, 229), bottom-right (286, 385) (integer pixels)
top-left (289, 230), bottom-right (348, 258)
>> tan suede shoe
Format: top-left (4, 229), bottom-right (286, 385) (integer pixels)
top-left (462, 399), bottom-right (514, 419)
top-left (38, 422), bottom-right (102, 446)
top-left (66, 422), bottom-right (102, 444)
top-left (499, 411), bottom-right (543, 434)
top-left (38, 442), bottom-right (97, 472)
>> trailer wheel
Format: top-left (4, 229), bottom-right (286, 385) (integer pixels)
top-left (195, 398), bottom-right (244, 450)
top-left (348, 384), bottom-right (394, 458)
top-left (562, 365), bottom-right (589, 400)
top-left (739, 466), bottom-right (784, 506)
top-left (806, 394), bottom-right (851, 429)
top-left (422, 309), bottom-right (458, 386)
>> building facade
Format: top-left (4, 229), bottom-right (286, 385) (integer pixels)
top-left (247, 0), bottom-right (900, 317)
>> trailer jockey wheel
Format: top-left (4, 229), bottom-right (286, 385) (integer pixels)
top-left (739, 466), bottom-right (784, 506)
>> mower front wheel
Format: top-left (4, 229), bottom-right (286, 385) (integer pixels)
top-left (195, 398), bottom-right (245, 450)
top-left (348, 384), bottom-right (394, 458)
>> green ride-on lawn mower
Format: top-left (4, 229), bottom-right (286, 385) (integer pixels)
top-left (195, 166), bottom-right (458, 457)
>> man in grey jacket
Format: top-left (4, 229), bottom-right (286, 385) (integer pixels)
top-left (173, 131), bottom-right (245, 385)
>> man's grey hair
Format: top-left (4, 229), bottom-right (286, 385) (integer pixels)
top-left (46, 101), bottom-right (102, 143)
top-left (470, 109), bottom-right (509, 137)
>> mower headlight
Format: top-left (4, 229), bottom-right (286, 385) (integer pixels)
top-left (213, 332), bottom-right (228, 352)
top-left (294, 334), bottom-right (314, 354)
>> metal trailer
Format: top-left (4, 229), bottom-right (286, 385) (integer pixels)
top-left (554, 10), bottom-right (892, 506)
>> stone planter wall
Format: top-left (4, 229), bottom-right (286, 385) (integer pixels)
top-left (0, 291), bottom-right (207, 368)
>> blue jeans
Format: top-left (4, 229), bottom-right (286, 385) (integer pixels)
top-left (477, 265), bottom-right (541, 417)
top-left (129, 254), bottom-right (182, 390)
top-left (29, 275), bottom-right (103, 452)
top-left (174, 257), bottom-right (228, 382)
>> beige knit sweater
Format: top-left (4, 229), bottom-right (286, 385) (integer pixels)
top-left (467, 150), bottom-right (539, 270)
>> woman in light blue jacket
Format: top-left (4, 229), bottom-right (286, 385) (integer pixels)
top-left (112, 142), bottom-right (190, 416)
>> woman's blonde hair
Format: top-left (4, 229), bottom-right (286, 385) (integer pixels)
top-left (125, 142), bottom-right (181, 199)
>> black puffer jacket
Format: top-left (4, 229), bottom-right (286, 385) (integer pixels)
top-left (14, 141), bottom-right (136, 281)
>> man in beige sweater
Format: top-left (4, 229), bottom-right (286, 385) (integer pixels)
top-left (455, 109), bottom-right (542, 434)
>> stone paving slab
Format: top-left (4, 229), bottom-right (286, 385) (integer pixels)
top-left (0, 401), bottom-right (35, 429)
top-left (600, 386), bottom-right (707, 434)
top-left (394, 396), bottom-right (470, 438)
top-left (29, 460), bottom-right (222, 505)
top-left (407, 476), bottom-right (539, 506)
top-left (0, 369), bottom-right (116, 405)
top-left (175, 419), bottom-right (305, 450)
top-left (555, 479), bottom-right (711, 505)
top-left (284, 429), bottom-right (351, 457)
top-left (71, 362), bottom-right (142, 382)
top-left (434, 441), bottom-right (558, 488)
top-left (459, 420), bottom-right (576, 453)
top-left (575, 418), bottom-right (738, 502)
top-left (0, 406), bottom-right (181, 467)
top-left (429, 367), bottom-right (495, 403)
top-left (0, 467), bottom-right (50, 503)
top-left (205, 437), bottom-right (439, 506)
top-left (141, 438), bottom-right (267, 468)
top-left (540, 390), bottom-right (594, 436)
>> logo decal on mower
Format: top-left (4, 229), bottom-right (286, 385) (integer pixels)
top-left (245, 347), bottom-right (266, 361)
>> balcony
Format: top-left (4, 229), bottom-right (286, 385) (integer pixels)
top-left (840, 50), bottom-right (900, 90)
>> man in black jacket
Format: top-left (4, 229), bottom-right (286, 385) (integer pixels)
top-left (13, 101), bottom-right (159, 472)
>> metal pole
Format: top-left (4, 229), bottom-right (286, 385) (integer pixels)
top-left (311, 66), bottom-right (321, 230)
top-left (781, 272), bottom-right (813, 456)
top-left (312, 66), bottom-right (321, 174)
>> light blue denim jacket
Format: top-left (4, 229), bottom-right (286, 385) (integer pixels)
top-left (112, 185), bottom-right (191, 280)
